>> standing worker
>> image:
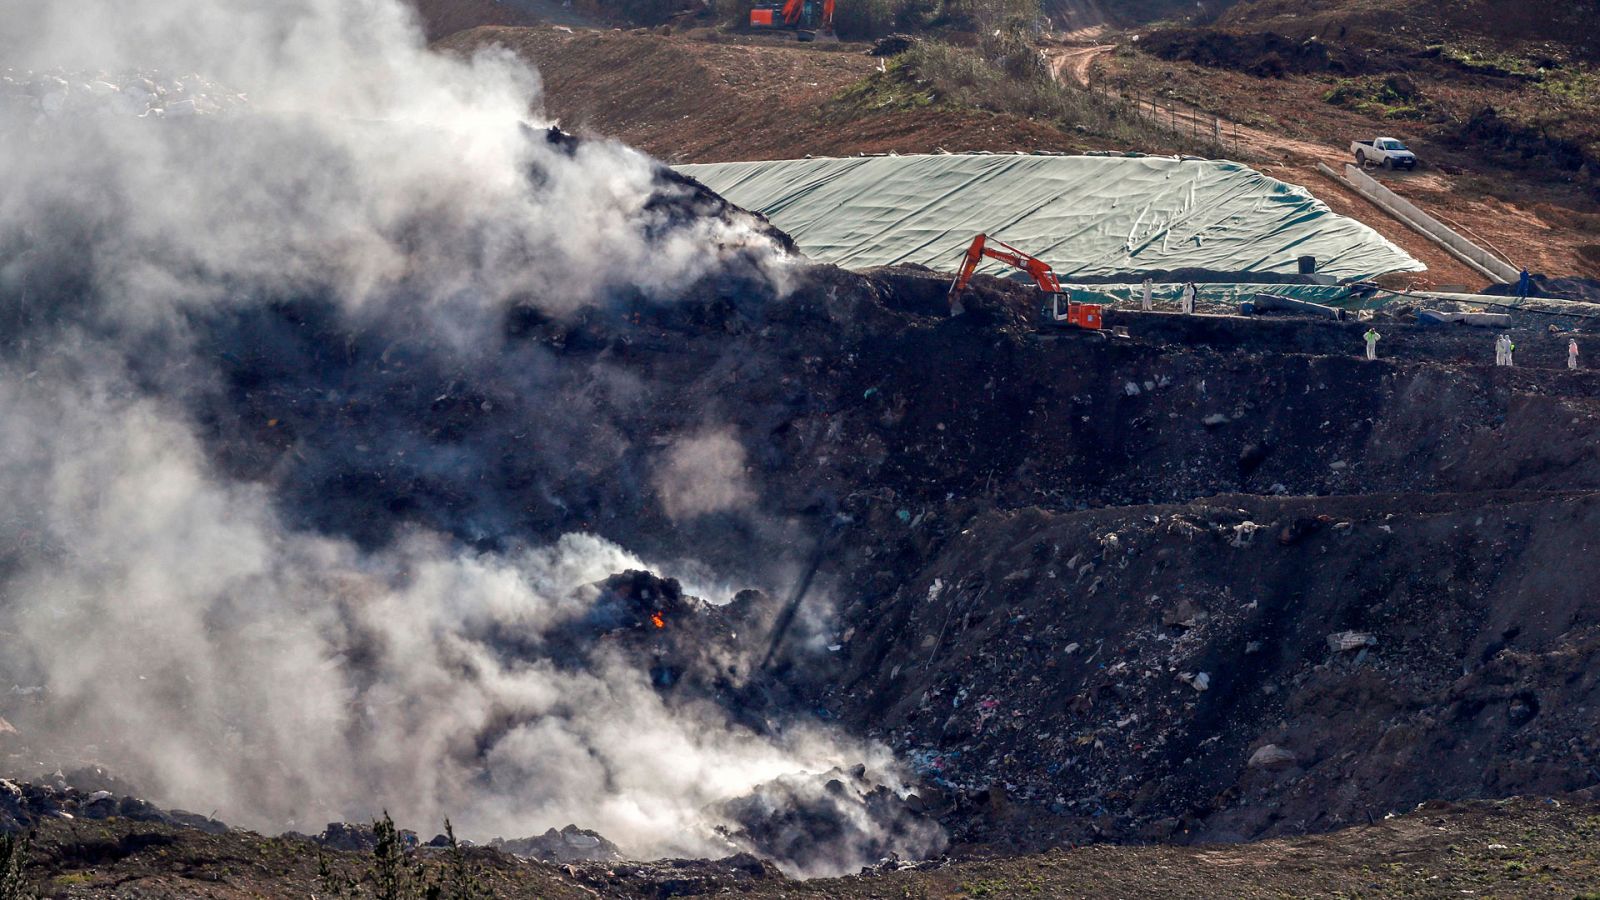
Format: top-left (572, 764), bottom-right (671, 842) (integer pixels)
top-left (1518, 268), bottom-right (1532, 300)
top-left (1142, 277), bottom-right (1153, 312)
top-left (1364, 327), bottom-right (1381, 360)
top-left (1181, 282), bottom-right (1197, 314)
top-left (1570, 338), bottom-right (1580, 370)
top-left (1495, 333), bottom-right (1509, 366)
top-left (1505, 334), bottom-right (1516, 367)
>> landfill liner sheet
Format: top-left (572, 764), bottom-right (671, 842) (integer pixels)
top-left (677, 154), bottom-right (1425, 281)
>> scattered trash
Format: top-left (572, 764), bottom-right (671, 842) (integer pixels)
top-left (1327, 631), bottom-right (1378, 652)
top-left (1248, 744), bottom-right (1297, 768)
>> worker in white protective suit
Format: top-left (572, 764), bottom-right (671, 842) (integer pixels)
top-left (1181, 282), bottom-right (1197, 314)
top-left (1364, 327), bottom-right (1380, 360)
top-left (1570, 338), bottom-right (1579, 370)
top-left (1142, 277), bottom-right (1153, 311)
top-left (1495, 334), bottom-right (1509, 366)
top-left (1504, 334), bottom-right (1516, 367)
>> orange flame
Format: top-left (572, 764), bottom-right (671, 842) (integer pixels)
top-left (651, 611), bottom-right (665, 629)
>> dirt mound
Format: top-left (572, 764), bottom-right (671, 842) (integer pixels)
top-left (1218, 0), bottom-right (1599, 59)
top-left (162, 244), bottom-right (1600, 854)
top-left (409, 0), bottom-right (536, 40)
top-left (438, 27), bottom-right (1098, 162)
top-left (1140, 28), bottom-right (1362, 77)
top-left (715, 766), bottom-right (947, 874)
top-left (1446, 106), bottom-right (1596, 176)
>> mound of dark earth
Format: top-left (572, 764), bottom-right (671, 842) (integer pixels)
top-left (109, 250), bottom-right (1600, 853)
top-left (1139, 28), bottom-right (1364, 77)
top-left (5, 124), bottom-right (1600, 863)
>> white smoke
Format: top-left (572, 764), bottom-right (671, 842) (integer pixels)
top-left (654, 428), bottom-right (757, 521)
top-left (0, 369), bottom-right (881, 857)
top-left (0, 0), bottom-right (918, 876)
top-left (0, 0), bottom-right (788, 339)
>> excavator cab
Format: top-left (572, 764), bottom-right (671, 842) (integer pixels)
top-left (749, 0), bottom-right (836, 40)
top-left (749, 3), bottom-right (784, 26)
top-left (1045, 293), bottom-right (1103, 329)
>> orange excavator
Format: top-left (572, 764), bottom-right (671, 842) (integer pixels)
top-left (946, 234), bottom-right (1103, 330)
top-left (749, 0), bottom-right (836, 41)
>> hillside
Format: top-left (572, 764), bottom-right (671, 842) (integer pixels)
top-left (437, 27), bottom-right (1114, 162)
top-left (409, 0), bottom-right (535, 40)
top-left (8, 793), bottom-right (1600, 897)
top-left (1218, 0), bottom-right (1600, 59)
top-left (11, 0), bottom-right (1600, 895)
top-left (437, 24), bottom-right (1600, 284)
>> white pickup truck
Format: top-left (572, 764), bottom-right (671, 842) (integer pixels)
top-left (1351, 137), bottom-right (1418, 170)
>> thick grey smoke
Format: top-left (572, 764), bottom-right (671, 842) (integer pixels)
top-left (0, 0), bottom-right (923, 876)
top-left (654, 429), bottom-right (757, 521)
top-left (0, 368), bottom-right (885, 858)
top-left (0, 0), bottom-right (788, 337)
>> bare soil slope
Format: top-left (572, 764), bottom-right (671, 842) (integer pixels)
top-left (441, 26), bottom-right (1087, 162)
top-left (409, 0), bottom-right (536, 40)
top-left (442, 25), bottom-right (1595, 283)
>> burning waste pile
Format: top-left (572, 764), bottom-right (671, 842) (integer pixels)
top-left (0, 0), bottom-right (939, 879)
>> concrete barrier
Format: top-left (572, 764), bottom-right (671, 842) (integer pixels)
top-left (1317, 162), bottom-right (1520, 285)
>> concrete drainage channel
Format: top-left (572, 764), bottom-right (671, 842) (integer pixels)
top-left (1317, 161), bottom-right (1521, 285)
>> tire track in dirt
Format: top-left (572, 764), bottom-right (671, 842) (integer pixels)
top-left (1046, 43), bottom-right (1115, 86)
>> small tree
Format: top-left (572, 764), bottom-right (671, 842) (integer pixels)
top-left (368, 812), bottom-right (426, 900)
top-left (0, 832), bottom-right (35, 900)
top-left (428, 820), bottom-right (488, 900)
top-left (314, 814), bottom-right (488, 900)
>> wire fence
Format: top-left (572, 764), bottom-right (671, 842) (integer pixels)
top-left (1085, 74), bottom-right (1243, 158)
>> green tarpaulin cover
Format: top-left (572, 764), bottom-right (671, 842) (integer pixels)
top-left (677, 154), bottom-right (1424, 281)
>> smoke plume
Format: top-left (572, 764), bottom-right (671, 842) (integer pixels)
top-left (0, 0), bottom-right (928, 876)
top-left (655, 429), bottom-right (758, 521)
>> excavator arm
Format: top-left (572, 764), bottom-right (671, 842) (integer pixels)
top-left (947, 234), bottom-right (1061, 313)
top-left (946, 233), bottom-right (1101, 329)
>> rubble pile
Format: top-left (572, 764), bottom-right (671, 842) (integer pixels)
top-left (3, 111), bottom-right (1599, 868)
top-left (0, 779), bottom-right (225, 835)
top-left (568, 852), bottom-right (785, 896)
top-left (166, 252), bottom-right (1600, 852)
top-left (714, 765), bottom-right (947, 875)
top-left (492, 824), bottom-right (623, 864)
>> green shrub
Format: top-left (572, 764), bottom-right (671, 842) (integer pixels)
top-left (0, 833), bottom-right (34, 900)
top-left (835, 35), bottom-right (1212, 154)
top-left (315, 815), bottom-right (488, 900)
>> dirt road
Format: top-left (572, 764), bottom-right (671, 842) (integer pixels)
top-left (1041, 43), bottom-right (1485, 285)
top-left (1046, 42), bottom-right (1115, 86)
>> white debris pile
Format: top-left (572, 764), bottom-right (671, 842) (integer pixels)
top-left (0, 68), bottom-right (248, 120)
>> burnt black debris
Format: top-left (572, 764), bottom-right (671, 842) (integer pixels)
top-left (6, 119), bottom-right (1600, 871)
top-left (0, 780), bottom-right (226, 835)
top-left (492, 824), bottom-right (622, 863)
top-left (714, 765), bottom-right (947, 875)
